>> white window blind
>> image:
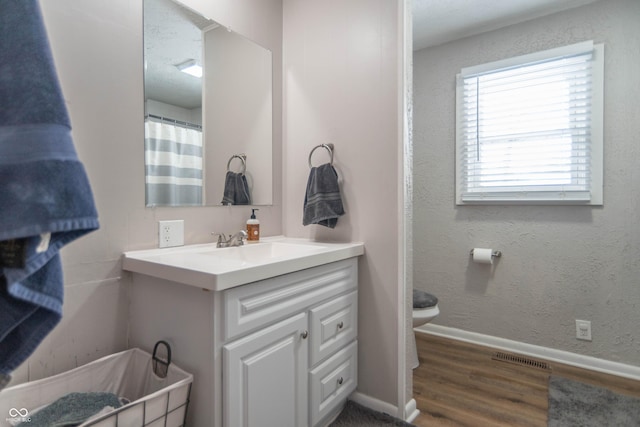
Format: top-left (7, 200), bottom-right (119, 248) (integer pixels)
top-left (456, 42), bottom-right (603, 204)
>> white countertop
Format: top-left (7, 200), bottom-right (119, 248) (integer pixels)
top-left (122, 236), bottom-right (364, 291)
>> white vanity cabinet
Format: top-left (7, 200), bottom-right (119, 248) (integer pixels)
top-left (221, 257), bottom-right (358, 427)
top-left (223, 312), bottom-right (309, 427)
top-left (126, 254), bottom-right (359, 427)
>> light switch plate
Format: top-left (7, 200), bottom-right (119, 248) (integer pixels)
top-left (159, 220), bottom-right (184, 248)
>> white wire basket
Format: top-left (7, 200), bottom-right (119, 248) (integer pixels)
top-left (0, 344), bottom-right (193, 427)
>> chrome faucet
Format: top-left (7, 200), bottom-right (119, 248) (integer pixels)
top-left (213, 230), bottom-right (248, 248)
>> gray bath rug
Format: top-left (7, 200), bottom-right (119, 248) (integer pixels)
top-left (330, 400), bottom-right (415, 427)
top-left (548, 375), bottom-right (640, 426)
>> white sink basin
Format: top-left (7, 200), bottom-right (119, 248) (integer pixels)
top-left (202, 241), bottom-right (325, 263)
top-left (122, 236), bottom-right (364, 291)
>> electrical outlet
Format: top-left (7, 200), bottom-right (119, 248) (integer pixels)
top-left (159, 220), bottom-right (184, 248)
top-left (576, 319), bottom-right (592, 341)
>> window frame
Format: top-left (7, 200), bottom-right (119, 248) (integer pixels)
top-left (455, 41), bottom-right (604, 205)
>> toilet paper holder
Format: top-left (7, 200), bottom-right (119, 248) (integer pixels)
top-left (469, 249), bottom-right (502, 258)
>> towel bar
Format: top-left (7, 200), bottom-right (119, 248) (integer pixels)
top-left (227, 154), bottom-right (246, 174)
top-left (308, 143), bottom-right (334, 168)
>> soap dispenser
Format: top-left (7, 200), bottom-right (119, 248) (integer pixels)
top-left (247, 209), bottom-right (260, 242)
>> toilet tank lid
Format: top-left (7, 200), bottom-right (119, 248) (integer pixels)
top-left (413, 290), bottom-right (438, 308)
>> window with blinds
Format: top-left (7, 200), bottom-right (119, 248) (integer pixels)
top-left (456, 42), bottom-right (604, 205)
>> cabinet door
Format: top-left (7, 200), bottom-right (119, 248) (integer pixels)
top-left (223, 312), bottom-right (309, 427)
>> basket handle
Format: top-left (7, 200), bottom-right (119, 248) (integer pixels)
top-left (152, 340), bottom-right (172, 378)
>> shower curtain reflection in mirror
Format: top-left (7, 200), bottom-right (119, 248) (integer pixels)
top-left (145, 119), bottom-right (203, 206)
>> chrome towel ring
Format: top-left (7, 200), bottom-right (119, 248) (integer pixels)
top-left (227, 154), bottom-right (246, 174)
top-left (308, 143), bottom-right (334, 168)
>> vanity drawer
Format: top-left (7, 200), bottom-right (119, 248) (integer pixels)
top-left (309, 340), bottom-right (357, 427)
top-left (223, 258), bottom-right (357, 341)
top-left (309, 291), bottom-right (357, 366)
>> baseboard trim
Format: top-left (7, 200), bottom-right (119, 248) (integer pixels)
top-left (350, 391), bottom-right (399, 417)
top-left (416, 324), bottom-right (640, 381)
top-left (350, 392), bottom-right (419, 423)
top-left (404, 398), bottom-right (419, 423)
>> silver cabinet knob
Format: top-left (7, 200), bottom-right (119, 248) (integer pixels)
top-left (337, 377), bottom-right (344, 385)
top-left (337, 321), bottom-right (344, 329)
top-left (301, 330), bottom-right (308, 339)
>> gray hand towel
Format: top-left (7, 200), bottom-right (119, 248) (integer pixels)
top-left (221, 171), bottom-right (251, 205)
top-left (19, 392), bottom-right (122, 427)
top-left (303, 163), bottom-right (345, 228)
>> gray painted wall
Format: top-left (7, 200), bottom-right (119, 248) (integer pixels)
top-left (413, 0), bottom-right (640, 365)
top-left (14, 0), bottom-right (410, 417)
top-left (283, 0), bottom-right (405, 407)
top-left (9, 0), bottom-right (283, 387)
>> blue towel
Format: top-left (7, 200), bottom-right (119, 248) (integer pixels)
top-left (303, 163), bottom-right (345, 228)
top-left (0, 0), bottom-right (99, 382)
top-left (221, 171), bottom-right (251, 205)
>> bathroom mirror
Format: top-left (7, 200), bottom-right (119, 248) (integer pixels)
top-left (143, 0), bottom-right (273, 207)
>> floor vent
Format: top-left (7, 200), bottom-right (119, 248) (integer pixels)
top-left (492, 352), bottom-right (551, 371)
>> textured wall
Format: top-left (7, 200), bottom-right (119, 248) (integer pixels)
top-left (413, 0), bottom-right (640, 365)
top-left (403, 0), bottom-right (415, 405)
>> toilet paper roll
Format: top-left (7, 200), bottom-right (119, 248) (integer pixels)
top-left (472, 248), bottom-right (494, 264)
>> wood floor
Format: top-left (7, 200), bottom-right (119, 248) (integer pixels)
top-left (411, 333), bottom-right (640, 427)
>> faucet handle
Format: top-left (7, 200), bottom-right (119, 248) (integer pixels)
top-left (211, 232), bottom-right (226, 243)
